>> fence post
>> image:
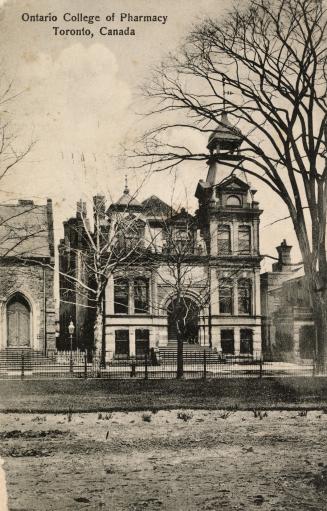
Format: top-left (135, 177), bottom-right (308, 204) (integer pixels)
top-left (69, 351), bottom-right (73, 374)
top-left (144, 354), bottom-right (148, 380)
top-left (312, 353), bottom-right (316, 378)
top-left (131, 359), bottom-right (136, 378)
top-left (203, 349), bottom-right (207, 381)
top-left (21, 352), bottom-right (24, 380)
top-left (84, 350), bottom-right (88, 379)
top-left (259, 355), bottom-right (263, 379)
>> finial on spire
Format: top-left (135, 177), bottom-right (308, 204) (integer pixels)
top-left (124, 175), bottom-right (129, 195)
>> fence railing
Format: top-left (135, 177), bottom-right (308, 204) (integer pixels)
top-left (0, 349), bottom-right (320, 380)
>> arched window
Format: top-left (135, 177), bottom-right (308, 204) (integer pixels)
top-left (238, 225), bottom-right (251, 253)
top-left (114, 278), bottom-right (129, 314)
top-left (134, 278), bottom-right (149, 314)
top-left (226, 195), bottom-right (241, 207)
top-left (7, 293), bottom-right (31, 347)
top-left (218, 225), bottom-right (231, 254)
top-left (219, 279), bottom-right (233, 314)
top-left (238, 278), bottom-right (252, 315)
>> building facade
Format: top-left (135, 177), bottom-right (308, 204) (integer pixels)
top-left (261, 240), bottom-right (315, 360)
top-left (0, 199), bottom-right (56, 354)
top-left (58, 114), bottom-right (263, 360)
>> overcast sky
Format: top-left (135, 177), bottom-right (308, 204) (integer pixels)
top-left (0, 0), bottom-right (301, 271)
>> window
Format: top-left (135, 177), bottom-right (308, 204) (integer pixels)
top-left (219, 279), bottom-right (233, 314)
top-left (221, 329), bottom-right (234, 354)
top-left (238, 225), bottom-right (251, 253)
top-left (238, 279), bottom-right (252, 315)
top-left (218, 225), bottom-right (231, 254)
top-left (114, 278), bottom-right (129, 314)
top-left (240, 329), bottom-right (253, 354)
top-left (226, 195), bottom-right (241, 207)
top-left (136, 329), bottom-right (150, 358)
top-left (119, 218), bottom-right (145, 252)
top-left (171, 227), bottom-right (194, 253)
top-left (115, 330), bottom-right (129, 358)
top-left (134, 278), bottom-right (149, 314)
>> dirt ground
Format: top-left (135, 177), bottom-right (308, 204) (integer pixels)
top-left (1, 409), bottom-right (327, 511)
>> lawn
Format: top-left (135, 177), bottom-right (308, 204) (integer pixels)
top-left (1, 409), bottom-right (327, 510)
top-left (1, 378), bottom-right (327, 412)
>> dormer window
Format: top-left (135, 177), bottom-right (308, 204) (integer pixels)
top-left (226, 195), bottom-right (241, 207)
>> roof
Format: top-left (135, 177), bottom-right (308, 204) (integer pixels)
top-left (142, 195), bottom-right (176, 219)
top-left (207, 112), bottom-right (243, 153)
top-left (0, 200), bottom-right (54, 259)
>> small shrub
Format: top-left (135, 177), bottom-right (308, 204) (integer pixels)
top-left (219, 411), bottom-right (232, 420)
top-left (252, 409), bottom-right (268, 420)
top-left (31, 416), bottom-right (46, 422)
top-left (142, 413), bottom-right (152, 422)
top-left (98, 412), bottom-right (112, 420)
top-left (67, 408), bottom-right (73, 422)
top-left (177, 411), bottom-right (193, 422)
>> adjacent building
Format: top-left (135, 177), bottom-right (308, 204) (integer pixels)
top-left (261, 240), bottom-right (315, 360)
top-left (0, 199), bottom-right (56, 354)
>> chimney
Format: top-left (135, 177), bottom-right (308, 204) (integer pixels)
top-left (76, 200), bottom-right (87, 218)
top-left (93, 194), bottom-right (106, 219)
top-left (272, 239), bottom-right (292, 272)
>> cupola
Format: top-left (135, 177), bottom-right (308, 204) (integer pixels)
top-left (207, 112), bottom-right (243, 155)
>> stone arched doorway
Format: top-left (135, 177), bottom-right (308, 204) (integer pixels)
top-left (167, 296), bottom-right (199, 343)
top-left (6, 294), bottom-right (31, 348)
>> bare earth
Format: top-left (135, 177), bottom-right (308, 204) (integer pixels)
top-left (1, 410), bottom-right (327, 511)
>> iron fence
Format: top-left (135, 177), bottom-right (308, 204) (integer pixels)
top-left (0, 349), bottom-right (319, 380)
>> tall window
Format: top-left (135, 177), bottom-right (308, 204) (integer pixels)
top-left (136, 329), bottom-right (150, 358)
top-left (134, 278), bottom-right (149, 314)
top-left (115, 330), bottom-right (129, 358)
top-left (238, 225), bottom-right (251, 253)
top-left (240, 329), bottom-right (253, 354)
top-left (221, 329), bottom-right (234, 354)
top-left (219, 279), bottom-right (233, 314)
top-left (114, 278), bottom-right (129, 314)
top-left (238, 278), bottom-right (252, 315)
top-left (218, 225), bottom-right (231, 254)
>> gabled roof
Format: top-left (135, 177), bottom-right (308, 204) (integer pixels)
top-left (0, 200), bottom-right (54, 259)
top-left (215, 174), bottom-right (250, 191)
top-left (142, 195), bottom-right (176, 219)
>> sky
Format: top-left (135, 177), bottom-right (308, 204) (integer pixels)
top-left (0, 0), bottom-right (302, 271)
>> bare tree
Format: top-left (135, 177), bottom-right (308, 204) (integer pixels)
top-left (130, 0), bottom-right (327, 369)
top-left (144, 206), bottom-right (209, 378)
top-left (59, 191), bottom-right (148, 360)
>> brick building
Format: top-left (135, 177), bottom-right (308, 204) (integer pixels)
top-left (0, 199), bottom-right (56, 354)
top-left (261, 240), bottom-right (315, 360)
top-left (59, 113), bottom-right (263, 360)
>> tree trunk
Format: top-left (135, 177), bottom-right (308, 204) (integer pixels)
top-left (311, 291), bottom-right (327, 374)
top-left (94, 304), bottom-right (103, 360)
top-left (176, 326), bottom-right (184, 379)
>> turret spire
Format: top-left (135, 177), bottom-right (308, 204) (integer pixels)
top-left (124, 175), bottom-right (129, 195)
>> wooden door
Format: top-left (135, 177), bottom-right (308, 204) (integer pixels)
top-left (7, 296), bottom-right (30, 347)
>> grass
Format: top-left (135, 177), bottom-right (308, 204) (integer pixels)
top-left (1, 377), bottom-right (327, 413)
